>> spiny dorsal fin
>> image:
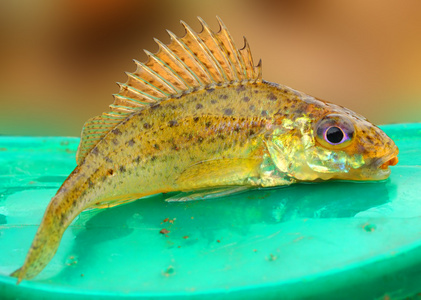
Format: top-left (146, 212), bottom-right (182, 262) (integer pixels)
top-left (76, 17), bottom-right (262, 165)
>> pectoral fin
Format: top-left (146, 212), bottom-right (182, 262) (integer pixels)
top-left (175, 158), bottom-right (261, 189)
top-left (166, 186), bottom-right (252, 202)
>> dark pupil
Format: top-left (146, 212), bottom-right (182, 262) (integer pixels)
top-left (326, 127), bottom-right (344, 144)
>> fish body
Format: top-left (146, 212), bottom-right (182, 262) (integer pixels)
top-left (11, 17), bottom-right (398, 283)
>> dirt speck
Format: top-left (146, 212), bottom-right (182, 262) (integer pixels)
top-left (267, 254), bottom-right (278, 261)
top-left (163, 265), bottom-right (175, 277)
top-left (160, 228), bottom-right (170, 235)
top-left (362, 223), bottom-right (376, 232)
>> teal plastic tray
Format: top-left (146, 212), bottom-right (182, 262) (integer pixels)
top-left (0, 123), bottom-right (421, 299)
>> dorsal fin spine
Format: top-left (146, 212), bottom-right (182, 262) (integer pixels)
top-left (215, 17), bottom-right (242, 81)
top-left (217, 16), bottom-right (248, 79)
top-left (256, 59), bottom-right (263, 82)
top-left (144, 49), bottom-right (189, 91)
top-left (166, 29), bottom-right (213, 84)
top-left (178, 21), bottom-right (220, 82)
top-left (126, 72), bottom-right (170, 98)
top-left (216, 39), bottom-right (239, 82)
top-left (110, 104), bottom-right (143, 113)
top-left (239, 37), bottom-right (255, 79)
top-left (134, 60), bottom-right (178, 95)
top-left (197, 17), bottom-right (232, 82)
top-left (118, 82), bottom-right (161, 102)
top-left (154, 38), bottom-right (203, 87)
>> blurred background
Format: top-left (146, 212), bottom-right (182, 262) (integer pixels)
top-left (0, 0), bottom-right (420, 136)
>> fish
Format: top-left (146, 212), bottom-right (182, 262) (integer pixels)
top-left (10, 16), bottom-right (399, 283)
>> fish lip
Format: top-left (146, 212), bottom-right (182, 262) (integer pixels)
top-left (371, 149), bottom-right (399, 170)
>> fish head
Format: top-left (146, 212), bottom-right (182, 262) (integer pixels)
top-left (267, 102), bottom-right (399, 182)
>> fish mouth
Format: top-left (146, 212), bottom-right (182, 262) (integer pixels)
top-left (379, 156), bottom-right (399, 169)
top-left (366, 149), bottom-right (399, 180)
top-left (372, 150), bottom-right (399, 170)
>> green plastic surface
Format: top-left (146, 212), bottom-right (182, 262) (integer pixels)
top-left (0, 124), bottom-right (421, 299)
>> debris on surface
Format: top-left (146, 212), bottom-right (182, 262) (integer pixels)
top-left (160, 228), bottom-right (170, 235)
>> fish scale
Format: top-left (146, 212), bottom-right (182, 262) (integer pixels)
top-left (11, 17), bottom-right (398, 283)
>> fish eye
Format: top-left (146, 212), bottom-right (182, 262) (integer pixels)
top-left (315, 114), bottom-right (354, 149)
top-left (325, 126), bottom-right (344, 144)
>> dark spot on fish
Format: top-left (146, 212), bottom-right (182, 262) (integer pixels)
top-left (267, 93), bottom-right (277, 101)
top-left (217, 134), bottom-right (225, 140)
top-left (143, 123), bottom-right (151, 129)
top-left (91, 147), bottom-right (99, 156)
top-left (224, 108), bottom-right (233, 116)
top-left (206, 88), bottom-right (215, 93)
top-left (261, 110), bottom-right (268, 117)
top-left (236, 85), bottom-right (246, 92)
top-left (248, 129), bottom-right (255, 137)
top-left (128, 139), bottom-right (135, 146)
top-left (196, 103), bottom-right (203, 109)
top-left (119, 166), bottom-right (126, 173)
top-left (151, 103), bottom-right (161, 109)
top-left (254, 90), bottom-right (259, 94)
top-left (249, 105), bottom-right (255, 111)
top-left (153, 143), bottom-right (160, 150)
top-left (172, 144), bottom-right (179, 151)
top-left (216, 82), bottom-right (223, 87)
top-left (242, 96), bottom-right (250, 102)
top-left (104, 156), bottom-right (113, 163)
top-left (112, 128), bottom-right (122, 135)
top-left (211, 99), bottom-right (217, 104)
top-left (193, 117), bottom-right (200, 122)
top-left (168, 120), bottom-right (178, 127)
top-left (151, 156), bottom-right (157, 162)
top-left (219, 94), bottom-right (228, 100)
top-left (107, 169), bottom-right (114, 176)
top-left (112, 138), bottom-right (118, 145)
top-left (274, 110), bottom-right (283, 117)
top-left (198, 137), bottom-right (204, 143)
top-left (88, 180), bottom-right (94, 188)
top-left (205, 121), bottom-right (212, 128)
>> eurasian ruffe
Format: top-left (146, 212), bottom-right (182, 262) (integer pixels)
top-left (11, 17), bottom-right (398, 283)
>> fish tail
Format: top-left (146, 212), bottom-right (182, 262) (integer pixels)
top-left (11, 167), bottom-right (89, 284)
